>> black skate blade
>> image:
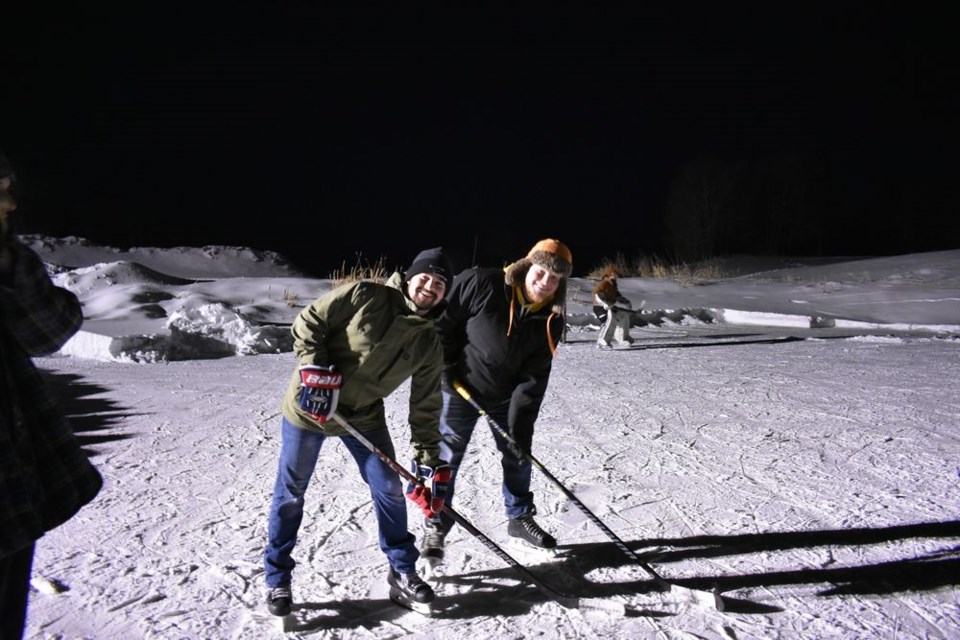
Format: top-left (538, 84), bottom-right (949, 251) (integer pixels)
top-left (506, 537), bottom-right (564, 562)
top-left (389, 586), bottom-right (436, 616)
top-left (634, 545), bottom-right (671, 562)
top-left (421, 548), bottom-right (444, 565)
top-left (420, 544), bottom-right (445, 581)
top-left (420, 556), bottom-right (444, 581)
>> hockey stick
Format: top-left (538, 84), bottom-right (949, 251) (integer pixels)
top-left (329, 412), bottom-right (624, 615)
top-left (452, 381), bottom-right (723, 610)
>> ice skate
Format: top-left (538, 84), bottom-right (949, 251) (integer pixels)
top-left (265, 584), bottom-right (292, 617)
top-left (420, 520), bottom-right (447, 575)
top-left (387, 567), bottom-right (436, 615)
top-left (506, 515), bottom-right (561, 560)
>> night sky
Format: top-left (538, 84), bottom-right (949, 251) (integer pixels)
top-left (2, 3), bottom-right (957, 276)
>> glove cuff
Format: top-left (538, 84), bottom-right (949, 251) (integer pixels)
top-left (410, 460), bottom-right (450, 480)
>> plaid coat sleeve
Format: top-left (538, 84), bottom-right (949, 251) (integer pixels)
top-left (0, 242), bottom-right (83, 356)
top-left (1, 241), bottom-right (101, 559)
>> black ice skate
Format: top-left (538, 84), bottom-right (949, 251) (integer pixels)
top-left (420, 521), bottom-right (447, 568)
top-left (387, 567), bottom-right (436, 615)
top-left (508, 514), bottom-right (556, 548)
top-left (265, 585), bottom-right (292, 617)
top-left (507, 515), bottom-right (560, 559)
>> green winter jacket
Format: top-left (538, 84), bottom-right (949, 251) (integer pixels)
top-left (280, 272), bottom-right (445, 466)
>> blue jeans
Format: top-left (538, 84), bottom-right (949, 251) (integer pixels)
top-left (435, 390), bottom-right (535, 533)
top-left (264, 417), bottom-right (418, 588)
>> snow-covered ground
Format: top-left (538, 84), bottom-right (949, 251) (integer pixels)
top-left (21, 236), bottom-right (960, 639)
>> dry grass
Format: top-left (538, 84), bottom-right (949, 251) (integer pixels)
top-left (328, 253), bottom-right (391, 287)
top-left (587, 252), bottom-right (725, 285)
top-left (324, 251), bottom-right (728, 290)
top-left (281, 288), bottom-right (301, 308)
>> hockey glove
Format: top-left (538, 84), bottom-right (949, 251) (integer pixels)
top-left (405, 461), bottom-right (452, 518)
top-left (504, 427), bottom-right (532, 460)
top-left (440, 366), bottom-right (456, 394)
top-left (507, 438), bottom-right (529, 460)
top-left (297, 364), bottom-right (342, 423)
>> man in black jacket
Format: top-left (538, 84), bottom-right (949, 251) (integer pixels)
top-left (422, 239), bottom-right (572, 563)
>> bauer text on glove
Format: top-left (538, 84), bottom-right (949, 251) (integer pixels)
top-left (297, 364), bottom-right (342, 423)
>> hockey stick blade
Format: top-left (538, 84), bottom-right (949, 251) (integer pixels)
top-left (574, 597), bottom-right (628, 615)
top-left (451, 382), bottom-right (723, 611)
top-left (668, 584), bottom-right (724, 611)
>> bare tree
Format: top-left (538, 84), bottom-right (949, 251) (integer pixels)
top-left (663, 155), bottom-right (738, 261)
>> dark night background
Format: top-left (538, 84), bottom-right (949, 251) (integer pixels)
top-left (2, 2), bottom-right (957, 277)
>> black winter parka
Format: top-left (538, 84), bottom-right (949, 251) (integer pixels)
top-left (437, 266), bottom-right (563, 446)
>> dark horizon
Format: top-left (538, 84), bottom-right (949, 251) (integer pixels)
top-left (2, 3), bottom-right (957, 277)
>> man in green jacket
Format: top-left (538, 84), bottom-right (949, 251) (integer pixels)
top-left (263, 247), bottom-right (454, 617)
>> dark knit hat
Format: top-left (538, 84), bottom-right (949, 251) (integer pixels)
top-left (405, 246), bottom-right (454, 284)
top-left (0, 150), bottom-right (14, 179)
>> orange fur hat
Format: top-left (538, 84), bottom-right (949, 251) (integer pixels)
top-left (504, 238), bottom-right (573, 314)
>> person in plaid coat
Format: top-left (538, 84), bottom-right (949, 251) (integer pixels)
top-left (0, 150), bottom-right (103, 639)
